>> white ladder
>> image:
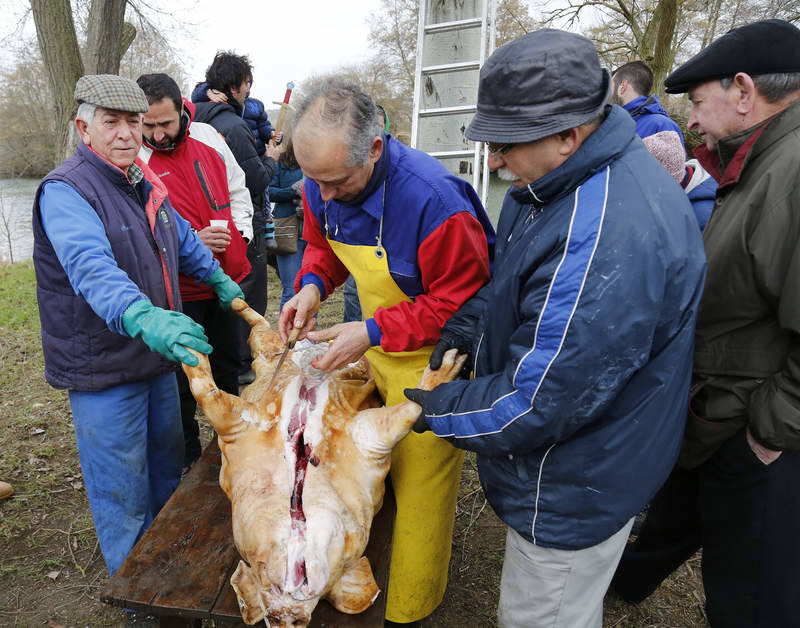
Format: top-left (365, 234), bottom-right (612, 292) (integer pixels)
top-left (411, 0), bottom-right (496, 206)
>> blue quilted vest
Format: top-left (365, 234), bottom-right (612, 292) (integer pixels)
top-left (32, 142), bottom-right (183, 391)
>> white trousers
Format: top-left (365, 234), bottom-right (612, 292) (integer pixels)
top-left (498, 517), bottom-right (634, 628)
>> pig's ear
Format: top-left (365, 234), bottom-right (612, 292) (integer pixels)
top-left (230, 560), bottom-right (265, 625)
top-left (326, 556), bottom-right (380, 614)
top-left (182, 351), bottom-right (245, 436)
top-left (336, 378), bottom-right (380, 413)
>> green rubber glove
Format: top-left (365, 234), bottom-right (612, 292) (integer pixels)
top-left (204, 267), bottom-right (244, 310)
top-left (122, 299), bottom-right (212, 367)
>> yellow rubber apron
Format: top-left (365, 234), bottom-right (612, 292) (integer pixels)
top-left (324, 194), bottom-right (464, 622)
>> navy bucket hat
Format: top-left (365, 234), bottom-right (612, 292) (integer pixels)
top-left (466, 29), bottom-right (611, 144)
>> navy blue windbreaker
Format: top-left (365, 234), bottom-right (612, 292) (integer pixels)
top-left (425, 105), bottom-right (707, 549)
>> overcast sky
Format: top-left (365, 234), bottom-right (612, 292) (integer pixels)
top-left (2, 0), bottom-right (552, 106)
top-left (0, 0), bottom-right (380, 105)
top-left (175, 0), bottom-right (378, 105)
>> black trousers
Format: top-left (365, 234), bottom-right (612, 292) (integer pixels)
top-left (612, 428), bottom-right (800, 627)
top-left (235, 233), bottom-right (267, 374)
top-left (176, 298), bottom-right (240, 465)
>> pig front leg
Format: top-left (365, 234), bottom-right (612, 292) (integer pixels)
top-left (182, 349), bottom-right (247, 437)
top-left (348, 349), bottom-right (467, 457)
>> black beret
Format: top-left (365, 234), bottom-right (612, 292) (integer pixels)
top-left (665, 19), bottom-right (800, 94)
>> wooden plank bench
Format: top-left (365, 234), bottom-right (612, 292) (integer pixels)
top-left (101, 438), bottom-right (395, 626)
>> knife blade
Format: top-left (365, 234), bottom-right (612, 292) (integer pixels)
top-left (266, 327), bottom-right (300, 391)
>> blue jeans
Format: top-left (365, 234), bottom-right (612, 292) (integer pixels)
top-left (276, 239), bottom-right (306, 311)
top-left (69, 372), bottom-right (183, 575)
top-left (343, 274), bottom-right (363, 323)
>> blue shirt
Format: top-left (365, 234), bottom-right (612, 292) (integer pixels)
top-left (40, 181), bottom-right (218, 335)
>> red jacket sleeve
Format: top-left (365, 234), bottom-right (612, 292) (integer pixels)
top-left (373, 212), bottom-right (491, 352)
top-left (294, 191), bottom-right (350, 298)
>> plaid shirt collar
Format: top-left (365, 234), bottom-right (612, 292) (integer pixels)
top-left (126, 161), bottom-right (144, 185)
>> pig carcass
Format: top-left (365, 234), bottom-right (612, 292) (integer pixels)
top-left (182, 298), bottom-right (465, 626)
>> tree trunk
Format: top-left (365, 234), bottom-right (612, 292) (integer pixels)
top-left (120, 21), bottom-right (137, 60)
top-left (31, 0), bottom-right (84, 167)
top-left (84, 0), bottom-right (128, 75)
top-left (651, 0), bottom-right (678, 97)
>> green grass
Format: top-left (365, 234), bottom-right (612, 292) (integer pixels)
top-left (0, 260), bottom-right (40, 332)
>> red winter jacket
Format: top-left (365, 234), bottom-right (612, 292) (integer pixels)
top-left (141, 101), bottom-right (250, 301)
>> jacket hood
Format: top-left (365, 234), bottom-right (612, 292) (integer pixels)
top-left (193, 100), bottom-right (237, 125)
top-left (510, 104), bottom-right (636, 207)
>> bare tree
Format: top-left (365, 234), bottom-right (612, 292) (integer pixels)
top-left (364, 0), bottom-right (536, 135)
top-left (30, 0), bottom-right (85, 166)
top-left (28, 0), bottom-right (188, 167)
top-left (0, 191), bottom-right (16, 264)
top-left (83, 0), bottom-right (128, 74)
top-left (496, 0), bottom-right (536, 45)
top-left (537, 0), bottom-right (800, 98)
top-left (0, 53), bottom-right (55, 178)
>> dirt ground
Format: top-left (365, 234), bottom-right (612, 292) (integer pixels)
top-left (0, 263), bottom-right (708, 627)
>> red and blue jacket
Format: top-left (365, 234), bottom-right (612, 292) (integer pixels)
top-left (297, 134), bottom-right (495, 353)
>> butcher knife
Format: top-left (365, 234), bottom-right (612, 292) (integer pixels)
top-left (267, 327), bottom-right (300, 391)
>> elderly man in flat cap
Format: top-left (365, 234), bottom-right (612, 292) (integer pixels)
top-left (402, 29), bottom-right (706, 628)
top-left (612, 19), bottom-right (800, 627)
top-left (32, 74), bottom-right (243, 576)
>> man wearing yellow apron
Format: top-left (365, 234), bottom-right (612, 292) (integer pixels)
top-left (279, 79), bottom-right (495, 626)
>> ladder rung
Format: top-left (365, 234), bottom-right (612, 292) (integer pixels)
top-left (419, 105), bottom-right (477, 117)
top-left (429, 150), bottom-right (476, 159)
top-left (422, 61), bottom-right (480, 74)
top-left (424, 18), bottom-right (483, 34)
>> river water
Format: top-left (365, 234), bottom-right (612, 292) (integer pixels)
top-left (0, 178), bottom-right (39, 263)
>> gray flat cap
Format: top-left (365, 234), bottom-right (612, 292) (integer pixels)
top-left (74, 74), bottom-right (149, 113)
top-left (466, 29), bottom-right (611, 144)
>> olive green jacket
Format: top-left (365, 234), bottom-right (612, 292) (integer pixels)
top-left (680, 97), bottom-right (800, 468)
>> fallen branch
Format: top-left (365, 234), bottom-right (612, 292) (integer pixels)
top-left (67, 520), bottom-right (86, 577)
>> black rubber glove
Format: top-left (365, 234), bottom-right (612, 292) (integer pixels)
top-left (404, 388), bottom-right (431, 433)
top-left (429, 330), bottom-right (473, 377)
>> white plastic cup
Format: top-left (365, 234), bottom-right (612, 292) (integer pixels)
top-left (209, 219), bottom-right (228, 229)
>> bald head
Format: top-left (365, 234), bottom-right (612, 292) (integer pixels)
top-left (293, 79), bottom-right (383, 167)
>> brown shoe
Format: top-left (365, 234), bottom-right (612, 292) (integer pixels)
top-left (0, 481), bottom-right (13, 500)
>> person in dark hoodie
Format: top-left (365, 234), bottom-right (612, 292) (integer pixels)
top-left (191, 82), bottom-right (281, 161)
top-left (611, 60), bottom-right (685, 146)
top-left (193, 51), bottom-right (280, 383)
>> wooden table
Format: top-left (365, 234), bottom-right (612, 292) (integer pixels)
top-left (102, 438), bottom-right (395, 626)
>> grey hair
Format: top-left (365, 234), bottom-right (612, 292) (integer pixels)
top-left (293, 78), bottom-right (383, 167)
top-left (76, 102), bottom-right (97, 124)
top-left (720, 72), bottom-right (800, 102)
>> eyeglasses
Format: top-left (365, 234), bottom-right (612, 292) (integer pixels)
top-left (486, 142), bottom-right (514, 156)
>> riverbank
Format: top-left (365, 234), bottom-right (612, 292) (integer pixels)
top-left (0, 179), bottom-right (38, 264)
